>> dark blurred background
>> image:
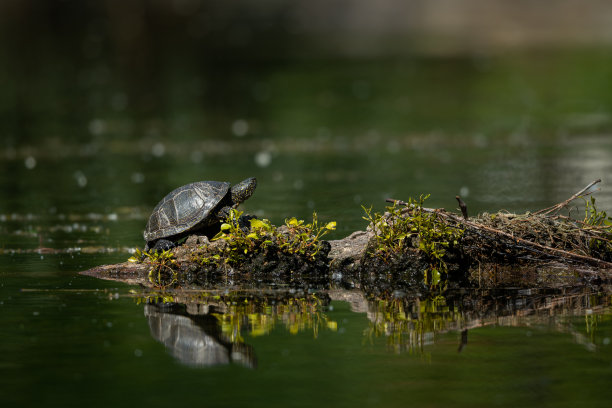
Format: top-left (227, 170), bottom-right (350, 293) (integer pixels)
top-left (4, 0), bottom-right (612, 145)
top-left (1, 0), bottom-right (612, 241)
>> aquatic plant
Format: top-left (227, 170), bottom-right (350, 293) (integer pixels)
top-left (276, 213), bottom-right (336, 260)
top-left (129, 248), bottom-right (178, 288)
top-left (196, 209), bottom-right (336, 267)
top-left (363, 195), bottom-right (464, 286)
top-left (583, 196), bottom-right (611, 228)
top-left (210, 209), bottom-right (261, 265)
top-left (582, 196), bottom-right (612, 261)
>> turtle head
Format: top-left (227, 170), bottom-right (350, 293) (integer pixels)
top-left (230, 177), bottom-right (257, 205)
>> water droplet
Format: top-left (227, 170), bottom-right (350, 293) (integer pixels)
top-left (231, 119), bottom-right (249, 137)
top-left (24, 156), bottom-right (37, 170)
top-left (131, 172), bottom-right (145, 184)
top-left (134, 349), bottom-right (143, 357)
top-left (254, 151), bottom-right (272, 167)
top-left (74, 170), bottom-right (88, 188)
top-left (459, 186), bottom-right (470, 198)
top-left (151, 142), bottom-right (166, 157)
top-left (88, 119), bottom-right (106, 135)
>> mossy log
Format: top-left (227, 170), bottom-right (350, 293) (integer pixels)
top-left (82, 220), bottom-right (612, 290)
top-left (83, 180), bottom-right (612, 290)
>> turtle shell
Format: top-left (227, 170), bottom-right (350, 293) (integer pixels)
top-left (144, 181), bottom-right (231, 242)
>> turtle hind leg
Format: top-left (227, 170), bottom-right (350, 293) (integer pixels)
top-left (149, 239), bottom-right (176, 252)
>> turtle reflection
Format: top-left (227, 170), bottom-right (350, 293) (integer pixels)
top-left (141, 291), bottom-right (334, 367)
top-left (144, 302), bottom-right (257, 368)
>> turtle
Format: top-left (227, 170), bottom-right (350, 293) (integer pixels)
top-left (143, 177), bottom-right (257, 251)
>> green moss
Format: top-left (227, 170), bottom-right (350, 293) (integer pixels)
top-left (363, 195), bottom-right (464, 287)
top-left (583, 196), bottom-right (612, 261)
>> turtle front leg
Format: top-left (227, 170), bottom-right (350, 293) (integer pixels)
top-left (215, 206), bottom-right (255, 233)
top-left (216, 205), bottom-right (232, 221)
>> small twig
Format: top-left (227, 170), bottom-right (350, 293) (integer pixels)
top-left (386, 198), bottom-right (407, 206)
top-left (533, 179), bottom-right (602, 216)
top-left (456, 196), bottom-right (469, 220)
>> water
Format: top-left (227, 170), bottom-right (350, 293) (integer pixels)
top-left (3, 34), bottom-right (612, 408)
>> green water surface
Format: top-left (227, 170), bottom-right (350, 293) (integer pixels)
top-left (2, 32), bottom-right (612, 408)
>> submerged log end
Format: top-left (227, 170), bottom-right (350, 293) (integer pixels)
top-left (81, 261), bottom-right (150, 285)
top-left (328, 230), bottom-right (373, 272)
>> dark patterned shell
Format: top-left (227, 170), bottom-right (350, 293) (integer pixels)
top-left (144, 181), bottom-right (230, 241)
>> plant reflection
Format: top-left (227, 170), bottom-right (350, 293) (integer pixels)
top-left (134, 286), bottom-right (612, 367)
top-left (359, 287), bottom-right (612, 354)
top-left (363, 295), bottom-right (462, 354)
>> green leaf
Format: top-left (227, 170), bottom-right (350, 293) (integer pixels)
top-left (325, 221), bottom-right (337, 230)
top-left (250, 219), bottom-right (267, 229)
top-left (220, 223), bottom-right (231, 231)
top-left (431, 268), bottom-right (441, 285)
